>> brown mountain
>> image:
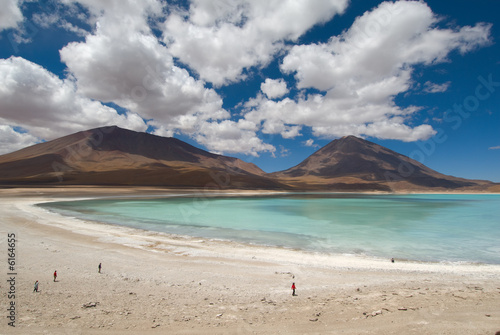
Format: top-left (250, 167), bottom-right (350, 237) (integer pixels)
top-left (0, 126), bottom-right (284, 189)
top-left (0, 128), bottom-right (495, 192)
top-left (271, 135), bottom-right (494, 192)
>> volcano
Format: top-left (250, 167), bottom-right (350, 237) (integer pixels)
top-left (0, 126), bottom-right (284, 189)
top-left (271, 135), bottom-right (493, 192)
top-left (0, 128), bottom-right (495, 192)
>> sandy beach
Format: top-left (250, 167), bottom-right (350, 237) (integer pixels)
top-left (1, 187), bottom-right (499, 334)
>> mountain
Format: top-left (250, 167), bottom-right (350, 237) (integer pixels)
top-left (0, 128), bottom-right (495, 192)
top-left (0, 126), bottom-right (284, 189)
top-left (271, 135), bottom-right (494, 192)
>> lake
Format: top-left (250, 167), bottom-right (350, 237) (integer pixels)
top-left (40, 193), bottom-right (500, 264)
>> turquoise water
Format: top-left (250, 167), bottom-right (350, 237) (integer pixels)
top-left (40, 193), bottom-right (500, 264)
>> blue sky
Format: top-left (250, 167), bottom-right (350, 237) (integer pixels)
top-left (0, 0), bottom-right (499, 182)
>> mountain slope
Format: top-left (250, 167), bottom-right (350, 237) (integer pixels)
top-left (0, 126), bottom-right (283, 189)
top-left (272, 135), bottom-right (493, 191)
top-left (0, 129), bottom-right (495, 191)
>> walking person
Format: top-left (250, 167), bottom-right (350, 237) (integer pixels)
top-left (291, 282), bottom-right (296, 296)
top-left (53, 270), bottom-right (57, 282)
top-left (98, 263), bottom-right (101, 273)
top-left (33, 280), bottom-right (39, 292)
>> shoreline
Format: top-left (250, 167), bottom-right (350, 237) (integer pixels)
top-left (37, 189), bottom-right (500, 268)
top-left (10, 188), bottom-right (500, 274)
top-left (26, 196), bottom-right (500, 275)
top-left (1, 187), bottom-right (500, 334)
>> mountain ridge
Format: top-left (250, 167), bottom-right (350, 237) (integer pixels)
top-left (0, 126), bottom-right (496, 192)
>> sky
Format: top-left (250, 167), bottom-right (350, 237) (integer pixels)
top-left (0, 0), bottom-right (499, 182)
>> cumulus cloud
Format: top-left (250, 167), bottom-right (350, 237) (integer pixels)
top-left (64, 0), bottom-right (163, 32)
top-left (0, 57), bottom-right (147, 141)
top-left (57, 0), bottom-right (278, 156)
top-left (194, 120), bottom-right (275, 157)
top-left (244, 1), bottom-right (492, 142)
top-left (61, 25), bottom-right (227, 130)
top-left (0, 0), bottom-right (494, 158)
top-left (0, 0), bottom-right (23, 31)
top-left (261, 78), bottom-right (289, 99)
top-left (163, 0), bottom-right (349, 86)
top-left (0, 125), bottom-right (39, 155)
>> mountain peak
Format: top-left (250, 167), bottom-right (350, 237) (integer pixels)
top-left (340, 135), bottom-right (361, 140)
top-left (319, 135), bottom-right (377, 156)
top-left (338, 135), bottom-right (373, 144)
top-left (273, 135), bottom-right (488, 191)
top-left (0, 126), bottom-right (280, 188)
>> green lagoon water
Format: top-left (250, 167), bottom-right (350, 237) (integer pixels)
top-left (40, 193), bottom-right (500, 264)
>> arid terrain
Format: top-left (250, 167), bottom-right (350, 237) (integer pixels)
top-left (0, 187), bottom-right (499, 334)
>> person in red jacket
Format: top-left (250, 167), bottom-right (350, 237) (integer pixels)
top-left (291, 282), bottom-right (296, 296)
top-left (53, 270), bottom-right (57, 282)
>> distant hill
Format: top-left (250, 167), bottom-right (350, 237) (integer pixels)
top-left (271, 135), bottom-right (494, 192)
top-left (0, 127), bottom-right (496, 192)
top-left (0, 126), bottom-right (285, 189)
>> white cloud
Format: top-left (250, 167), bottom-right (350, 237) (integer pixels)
top-left (150, 118), bottom-right (275, 157)
top-left (63, 0), bottom-right (162, 31)
top-left (278, 145), bottom-right (290, 157)
top-left (304, 139), bottom-right (315, 147)
top-left (423, 81), bottom-right (451, 93)
top-left (0, 0), bottom-right (23, 31)
top-left (244, 1), bottom-right (492, 142)
top-left (0, 0), bottom-right (272, 158)
top-left (4, 1), bottom-right (92, 49)
top-left (56, 0), bottom-right (279, 157)
top-left (0, 125), bottom-right (39, 155)
top-left (60, 1), bottom-right (241, 137)
top-left (0, 57), bottom-right (147, 142)
top-left (61, 25), bottom-right (227, 128)
top-left (194, 120), bottom-right (275, 157)
top-left (303, 139), bottom-right (320, 149)
top-left (32, 8), bottom-right (90, 37)
top-left (32, 12), bottom-right (60, 28)
top-left (261, 78), bottom-right (288, 99)
top-left (0, 0), bottom-right (494, 159)
top-left (282, 1), bottom-right (491, 90)
top-left (163, 0), bottom-right (349, 86)
top-left (489, 146), bottom-right (500, 150)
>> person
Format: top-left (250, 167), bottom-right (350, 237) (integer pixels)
top-left (33, 280), bottom-right (39, 292)
top-left (53, 270), bottom-right (57, 282)
top-left (98, 263), bottom-right (102, 273)
top-left (391, 258), bottom-right (395, 263)
top-left (291, 282), bottom-right (296, 296)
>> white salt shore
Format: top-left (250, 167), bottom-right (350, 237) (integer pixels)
top-left (1, 187), bottom-right (499, 334)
